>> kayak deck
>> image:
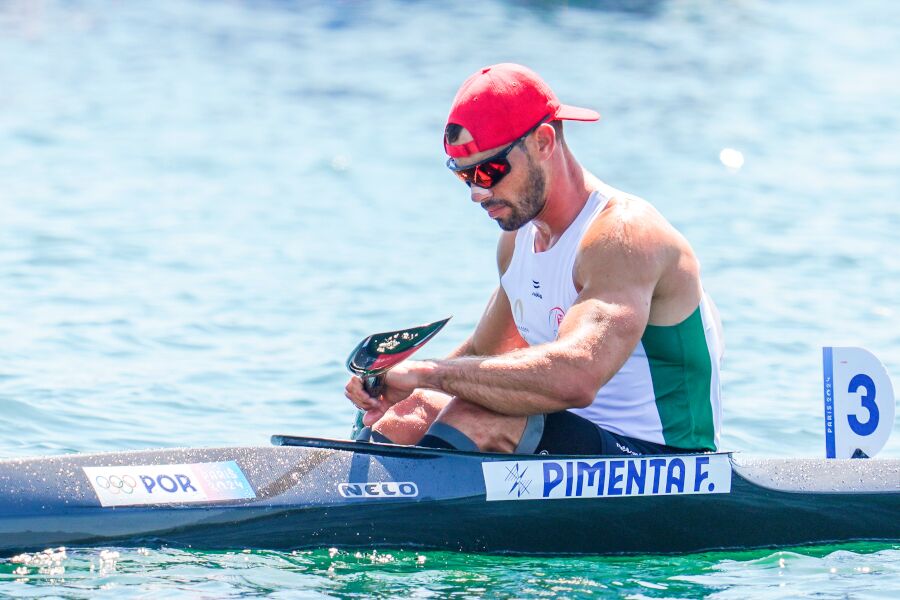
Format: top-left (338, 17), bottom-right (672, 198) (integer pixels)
top-left (732, 456), bottom-right (900, 493)
top-left (0, 437), bottom-right (897, 556)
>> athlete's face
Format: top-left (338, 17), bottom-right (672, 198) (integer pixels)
top-left (448, 124), bottom-right (546, 231)
top-left (480, 151), bottom-right (547, 231)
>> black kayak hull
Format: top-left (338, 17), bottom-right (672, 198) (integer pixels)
top-left (0, 436), bottom-right (898, 555)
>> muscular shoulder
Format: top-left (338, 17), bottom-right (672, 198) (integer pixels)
top-left (576, 195), bottom-right (676, 280)
top-left (574, 194), bottom-right (702, 323)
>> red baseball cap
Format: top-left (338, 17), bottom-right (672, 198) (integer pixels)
top-left (444, 63), bottom-right (600, 159)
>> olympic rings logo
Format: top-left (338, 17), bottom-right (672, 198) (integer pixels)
top-left (94, 474), bottom-right (137, 495)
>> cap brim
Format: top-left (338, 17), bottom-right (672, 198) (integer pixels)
top-left (556, 104), bottom-right (600, 122)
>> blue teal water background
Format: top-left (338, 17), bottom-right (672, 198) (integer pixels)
top-left (1, 0), bottom-right (898, 597)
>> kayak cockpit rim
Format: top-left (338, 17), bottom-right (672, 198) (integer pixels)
top-left (270, 434), bottom-right (735, 461)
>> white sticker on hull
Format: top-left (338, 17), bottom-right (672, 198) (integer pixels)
top-left (84, 461), bottom-right (256, 507)
top-left (482, 454), bottom-right (731, 501)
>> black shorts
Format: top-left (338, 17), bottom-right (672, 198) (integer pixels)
top-left (534, 411), bottom-right (702, 456)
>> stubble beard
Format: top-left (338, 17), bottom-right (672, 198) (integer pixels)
top-left (493, 158), bottom-right (547, 232)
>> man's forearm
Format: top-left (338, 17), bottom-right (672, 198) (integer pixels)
top-left (412, 343), bottom-right (597, 416)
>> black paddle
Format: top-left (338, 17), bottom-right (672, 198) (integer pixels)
top-left (346, 316), bottom-right (451, 440)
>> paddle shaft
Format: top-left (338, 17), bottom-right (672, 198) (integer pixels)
top-left (363, 375), bottom-right (385, 397)
top-left (349, 376), bottom-right (384, 441)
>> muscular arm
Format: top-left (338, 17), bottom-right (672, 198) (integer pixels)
top-left (387, 211), bottom-right (665, 416)
top-left (447, 285), bottom-right (528, 358)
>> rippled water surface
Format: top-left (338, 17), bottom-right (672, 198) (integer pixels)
top-left (1, 0), bottom-right (899, 597)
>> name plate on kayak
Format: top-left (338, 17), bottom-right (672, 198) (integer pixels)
top-left (84, 461), bottom-right (256, 507)
top-left (482, 454), bottom-right (731, 501)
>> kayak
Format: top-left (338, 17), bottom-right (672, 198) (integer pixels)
top-left (1, 435), bottom-right (898, 556)
top-left (2, 323), bottom-right (896, 556)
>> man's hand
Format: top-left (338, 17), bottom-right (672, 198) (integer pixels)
top-left (343, 361), bottom-right (434, 427)
top-left (344, 376), bottom-right (391, 426)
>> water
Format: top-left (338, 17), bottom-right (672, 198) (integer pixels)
top-left (1, 0), bottom-right (898, 596)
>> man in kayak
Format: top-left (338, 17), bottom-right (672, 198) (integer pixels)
top-left (346, 63), bottom-right (724, 455)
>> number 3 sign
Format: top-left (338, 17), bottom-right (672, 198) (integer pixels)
top-left (823, 347), bottom-right (895, 459)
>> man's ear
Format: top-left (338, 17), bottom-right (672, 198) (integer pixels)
top-left (533, 123), bottom-right (556, 159)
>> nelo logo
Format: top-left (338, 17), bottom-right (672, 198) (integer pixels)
top-left (338, 482), bottom-right (419, 498)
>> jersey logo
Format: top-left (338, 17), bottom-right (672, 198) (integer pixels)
top-left (549, 307), bottom-right (565, 337)
top-left (513, 299), bottom-right (529, 335)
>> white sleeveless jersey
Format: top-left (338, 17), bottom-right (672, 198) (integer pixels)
top-left (499, 184), bottom-right (723, 450)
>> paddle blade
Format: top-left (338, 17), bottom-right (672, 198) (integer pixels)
top-left (346, 317), bottom-right (451, 377)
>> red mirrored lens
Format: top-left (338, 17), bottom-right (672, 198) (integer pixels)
top-left (476, 161), bottom-right (510, 187)
top-left (455, 159), bottom-right (511, 189)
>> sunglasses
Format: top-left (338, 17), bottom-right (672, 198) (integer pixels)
top-left (446, 116), bottom-right (550, 189)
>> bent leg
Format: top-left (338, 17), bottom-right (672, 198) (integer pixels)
top-left (420, 398), bottom-right (530, 453)
top-left (370, 389), bottom-right (451, 445)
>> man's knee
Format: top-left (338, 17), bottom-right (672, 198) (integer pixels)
top-left (435, 397), bottom-right (487, 422)
top-left (372, 390), bottom-right (450, 445)
top-left (432, 398), bottom-right (527, 453)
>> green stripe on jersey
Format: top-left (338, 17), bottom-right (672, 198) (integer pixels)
top-left (641, 307), bottom-right (715, 451)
